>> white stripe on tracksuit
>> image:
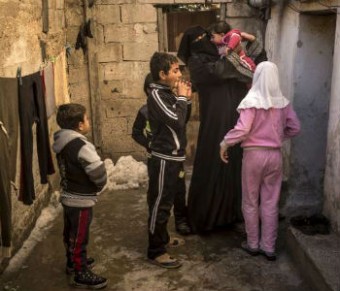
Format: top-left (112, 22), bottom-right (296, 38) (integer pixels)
top-left (151, 151), bottom-right (185, 161)
top-left (150, 159), bottom-right (166, 234)
top-left (151, 89), bottom-right (178, 120)
top-left (166, 125), bottom-right (180, 155)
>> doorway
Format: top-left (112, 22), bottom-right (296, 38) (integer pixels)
top-left (287, 12), bottom-right (336, 215)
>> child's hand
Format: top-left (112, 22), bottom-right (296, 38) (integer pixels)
top-left (186, 81), bottom-right (192, 100)
top-left (177, 79), bottom-right (191, 98)
top-left (225, 47), bottom-right (231, 55)
top-left (220, 142), bottom-right (229, 163)
top-left (241, 32), bottom-right (256, 42)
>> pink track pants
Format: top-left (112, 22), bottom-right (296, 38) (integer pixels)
top-left (242, 149), bottom-right (282, 253)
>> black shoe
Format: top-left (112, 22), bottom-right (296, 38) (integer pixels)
top-left (259, 249), bottom-right (277, 261)
top-left (73, 269), bottom-right (107, 289)
top-left (66, 257), bottom-right (95, 275)
top-left (176, 222), bottom-right (192, 235)
top-left (241, 241), bottom-right (259, 256)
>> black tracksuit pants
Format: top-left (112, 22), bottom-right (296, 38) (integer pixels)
top-left (63, 205), bottom-right (93, 271)
top-left (147, 157), bottom-right (182, 259)
top-left (147, 157), bottom-right (188, 227)
top-left (18, 72), bottom-right (55, 205)
top-left (173, 163), bottom-right (188, 226)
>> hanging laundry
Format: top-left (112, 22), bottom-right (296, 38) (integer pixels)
top-left (75, 23), bottom-right (88, 54)
top-left (0, 77), bottom-right (19, 258)
top-left (42, 62), bottom-right (56, 118)
top-left (75, 20), bottom-right (94, 54)
top-left (85, 19), bottom-right (94, 38)
top-left (0, 126), bottom-right (11, 258)
top-left (18, 72), bottom-right (55, 205)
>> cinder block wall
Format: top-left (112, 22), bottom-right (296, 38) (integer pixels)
top-left (65, 0), bottom-right (239, 163)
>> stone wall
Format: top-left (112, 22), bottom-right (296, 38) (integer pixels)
top-left (0, 0), bottom-right (66, 259)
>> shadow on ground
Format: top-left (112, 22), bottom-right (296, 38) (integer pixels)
top-left (0, 187), bottom-right (310, 291)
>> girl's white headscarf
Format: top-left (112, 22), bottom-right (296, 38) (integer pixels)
top-left (237, 61), bottom-right (289, 112)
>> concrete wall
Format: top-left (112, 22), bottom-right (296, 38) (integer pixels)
top-left (266, 2), bottom-right (339, 232)
top-left (226, 1), bottom-right (265, 42)
top-left (266, 4), bottom-right (299, 183)
top-left (324, 9), bottom-right (340, 233)
top-left (0, 0), bottom-right (65, 260)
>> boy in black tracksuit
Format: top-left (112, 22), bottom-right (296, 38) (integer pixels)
top-left (53, 103), bottom-right (108, 289)
top-left (146, 52), bottom-right (192, 269)
top-left (132, 73), bottom-right (192, 236)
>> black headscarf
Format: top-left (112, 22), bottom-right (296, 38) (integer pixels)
top-left (177, 26), bottom-right (218, 65)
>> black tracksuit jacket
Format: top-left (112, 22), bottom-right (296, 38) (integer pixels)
top-left (147, 83), bottom-right (191, 161)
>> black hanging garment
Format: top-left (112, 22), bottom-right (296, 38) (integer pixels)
top-left (0, 77), bottom-right (19, 257)
top-left (0, 124), bottom-right (11, 257)
top-left (18, 72), bottom-right (55, 205)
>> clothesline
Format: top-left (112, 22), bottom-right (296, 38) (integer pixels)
top-left (15, 49), bottom-right (67, 79)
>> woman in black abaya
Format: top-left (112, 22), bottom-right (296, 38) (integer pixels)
top-left (178, 26), bottom-right (266, 233)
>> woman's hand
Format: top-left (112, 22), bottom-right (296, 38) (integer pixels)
top-left (220, 141), bottom-right (229, 163)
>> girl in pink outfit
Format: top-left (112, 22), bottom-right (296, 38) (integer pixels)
top-left (209, 21), bottom-right (256, 72)
top-left (221, 28), bottom-right (256, 72)
top-left (220, 61), bottom-right (300, 261)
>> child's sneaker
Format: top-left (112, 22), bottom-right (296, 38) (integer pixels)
top-left (66, 257), bottom-right (95, 275)
top-left (73, 269), bottom-right (107, 289)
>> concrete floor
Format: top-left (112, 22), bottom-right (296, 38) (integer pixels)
top-left (0, 187), bottom-right (311, 291)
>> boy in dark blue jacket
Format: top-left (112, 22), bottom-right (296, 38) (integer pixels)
top-left (53, 103), bottom-right (107, 289)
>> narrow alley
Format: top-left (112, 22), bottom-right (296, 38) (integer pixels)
top-left (1, 1), bottom-right (340, 291)
top-left (0, 185), bottom-right (309, 291)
